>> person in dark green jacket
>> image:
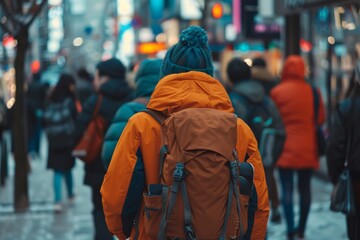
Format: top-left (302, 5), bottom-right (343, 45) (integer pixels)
top-left (102, 58), bottom-right (162, 169)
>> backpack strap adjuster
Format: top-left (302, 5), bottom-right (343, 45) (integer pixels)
top-left (172, 163), bottom-right (185, 193)
top-left (229, 161), bottom-right (239, 182)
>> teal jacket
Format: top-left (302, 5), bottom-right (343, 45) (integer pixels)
top-left (101, 59), bottom-right (162, 169)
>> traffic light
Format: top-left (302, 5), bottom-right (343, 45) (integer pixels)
top-left (211, 2), bottom-right (223, 19)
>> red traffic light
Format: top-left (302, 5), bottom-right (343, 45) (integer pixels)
top-left (211, 2), bottom-right (223, 19)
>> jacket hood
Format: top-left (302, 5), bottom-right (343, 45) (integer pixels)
top-left (135, 59), bottom-right (162, 98)
top-left (147, 71), bottom-right (234, 115)
top-left (99, 78), bottom-right (132, 100)
top-left (233, 80), bottom-right (265, 103)
top-left (281, 55), bottom-right (305, 81)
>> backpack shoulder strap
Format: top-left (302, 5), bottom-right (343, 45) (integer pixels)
top-left (141, 109), bottom-right (166, 125)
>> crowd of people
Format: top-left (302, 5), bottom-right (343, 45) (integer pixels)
top-left (19, 26), bottom-right (360, 240)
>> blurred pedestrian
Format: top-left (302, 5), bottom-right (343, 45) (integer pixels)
top-left (27, 71), bottom-right (49, 160)
top-left (101, 26), bottom-right (269, 240)
top-left (227, 58), bottom-right (285, 224)
top-left (76, 67), bottom-right (94, 105)
top-left (251, 57), bottom-right (279, 95)
top-left (270, 55), bottom-right (325, 240)
top-left (101, 58), bottom-right (162, 169)
top-left (43, 73), bottom-right (78, 212)
top-left (72, 58), bottom-right (132, 240)
top-left (327, 60), bottom-right (360, 240)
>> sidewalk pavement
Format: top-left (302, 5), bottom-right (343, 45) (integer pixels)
top-left (0, 155), bottom-right (96, 240)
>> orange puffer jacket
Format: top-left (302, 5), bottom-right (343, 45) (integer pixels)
top-left (270, 55), bottom-right (325, 169)
top-left (101, 71), bottom-right (269, 240)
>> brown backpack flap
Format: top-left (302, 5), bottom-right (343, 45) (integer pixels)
top-left (164, 108), bottom-right (237, 161)
top-left (72, 95), bottom-right (106, 163)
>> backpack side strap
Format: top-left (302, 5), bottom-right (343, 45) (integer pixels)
top-left (158, 162), bottom-right (196, 240)
top-left (219, 173), bottom-right (234, 239)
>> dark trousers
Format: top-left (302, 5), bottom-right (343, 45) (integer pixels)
top-left (264, 166), bottom-right (280, 210)
top-left (90, 184), bottom-right (113, 240)
top-left (278, 168), bottom-right (313, 235)
top-left (28, 117), bottom-right (42, 154)
top-left (347, 215), bottom-right (360, 240)
top-left (347, 180), bottom-right (360, 240)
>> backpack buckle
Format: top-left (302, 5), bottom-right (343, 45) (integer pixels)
top-left (229, 161), bottom-right (239, 182)
top-left (230, 161), bottom-right (239, 177)
top-left (173, 163), bottom-right (185, 182)
top-left (184, 224), bottom-right (196, 240)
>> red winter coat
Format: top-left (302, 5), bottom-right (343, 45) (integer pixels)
top-left (270, 55), bottom-right (325, 169)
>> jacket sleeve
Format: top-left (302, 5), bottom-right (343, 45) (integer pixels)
top-left (236, 119), bottom-right (270, 240)
top-left (102, 104), bottom-right (132, 169)
top-left (326, 106), bottom-right (347, 184)
top-left (101, 115), bottom-right (144, 239)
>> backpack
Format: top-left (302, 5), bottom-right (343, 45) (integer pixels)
top-left (43, 98), bottom-right (75, 150)
top-left (232, 94), bottom-right (277, 167)
top-left (141, 108), bottom-right (254, 240)
top-left (72, 95), bottom-right (106, 163)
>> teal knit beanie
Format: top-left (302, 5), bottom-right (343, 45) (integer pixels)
top-left (160, 26), bottom-right (214, 78)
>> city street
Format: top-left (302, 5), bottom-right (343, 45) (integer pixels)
top-left (0, 0), bottom-right (358, 240)
top-left (0, 136), bottom-right (347, 240)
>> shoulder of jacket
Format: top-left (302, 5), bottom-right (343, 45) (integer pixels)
top-left (229, 91), bottom-right (247, 105)
top-left (113, 102), bottom-right (144, 122)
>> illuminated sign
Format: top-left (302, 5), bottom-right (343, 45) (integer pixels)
top-left (137, 42), bottom-right (166, 54)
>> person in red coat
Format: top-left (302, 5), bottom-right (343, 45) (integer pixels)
top-left (270, 55), bottom-right (325, 240)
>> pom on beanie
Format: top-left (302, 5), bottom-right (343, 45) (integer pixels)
top-left (160, 26), bottom-right (214, 78)
top-left (226, 58), bottom-right (251, 84)
top-left (96, 58), bottom-right (126, 80)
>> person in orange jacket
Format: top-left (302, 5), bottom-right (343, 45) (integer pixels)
top-left (101, 26), bottom-right (269, 240)
top-left (270, 55), bottom-right (325, 240)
